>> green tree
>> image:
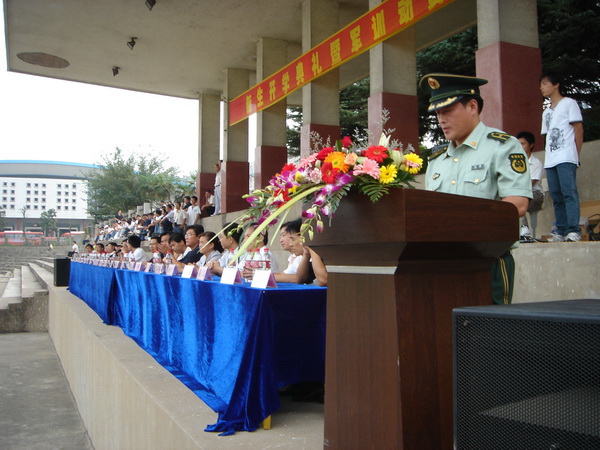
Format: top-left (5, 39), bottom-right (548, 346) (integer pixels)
top-left (287, 107), bottom-right (303, 158)
top-left (416, 26), bottom-right (477, 144)
top-left (0, 208), bottom-right (6, 232)
top-left (85, 148), bottom-right (180, 221)
top-left (340, 78), bottom-right (370, 140)
top-left (40, 208), bottom-right (58, 236)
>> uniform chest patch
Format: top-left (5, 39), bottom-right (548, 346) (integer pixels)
top-left (471, 164), bottom-right (485, 170)
top-left (509, 154), bottom-right (527, 174)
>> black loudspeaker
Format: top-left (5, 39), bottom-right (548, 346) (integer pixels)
top-left (453, 299), bottom-right (600, 450)
top-left (54, 258), bottom-right (71, 287)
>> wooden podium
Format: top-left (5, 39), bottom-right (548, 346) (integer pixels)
top-left (309, 189), bottom-right (518, 449)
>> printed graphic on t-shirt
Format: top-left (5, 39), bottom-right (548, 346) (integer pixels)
top-left (548, 128), bottom-right (564, 152)
top-left (544, 110), bottom-right (553, 131)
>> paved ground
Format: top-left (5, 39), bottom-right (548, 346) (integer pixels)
top-left (0, 332), bottom-right (93, 450)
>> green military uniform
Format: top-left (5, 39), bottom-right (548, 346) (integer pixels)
top-left (426, 121), bottom-right (531, 201)
top-left (421, 73), bottom-right (532, 304)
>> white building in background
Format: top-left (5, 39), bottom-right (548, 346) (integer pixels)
top-left (0, 160), bottom-right (99, 234)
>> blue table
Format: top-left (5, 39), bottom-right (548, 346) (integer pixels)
top-left (68, 262), bottom-right (326, 435)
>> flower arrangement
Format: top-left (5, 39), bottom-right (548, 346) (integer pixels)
top-left (230, 114), bottom-right (424, 260)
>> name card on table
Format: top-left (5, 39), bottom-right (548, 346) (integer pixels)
top-left (127, 261), bottom-right (136, 270)
top-left (144, 263), bottom-right (153, 273)
top-left (134, 262), bottom-right (144, 272)
top-left (181, 265), bottom-right (198, 279)
top-left (196, 266), bottom-right (212, 281)
top-left (251, 270), bottom-right (278, 289)
top-left (92, 259), bottom-right (100, 266)
top-left (221, 267), bottom-right (243, 285)
top-left (119, 261), bottom-right (127, 269)
top-left (153, 263), bottom-right (165, 275)
top-left (165, 264), bottom-right (180, 277)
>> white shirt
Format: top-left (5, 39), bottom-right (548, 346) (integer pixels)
top-left (283, 253), bottom-right (302, 275)
top-left (218, 249), bottom-right (247, 270)
top-left (214, 170), bottom-right (222, 187)
top-left (528, 154), bottom-right (543, 192)
top-left (197, 250), bottom-right (222, 267)
top-left (72, 243), bottom-right (79, 253)
top-left (132, 247), bottom-right (149, 262)
top-left (541, 97), bottom-right (583, 168)
top-left (187, 205), bottom-right (201, 225)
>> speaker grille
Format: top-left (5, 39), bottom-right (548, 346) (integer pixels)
top-left (455, 315), bottom-right (600, 449)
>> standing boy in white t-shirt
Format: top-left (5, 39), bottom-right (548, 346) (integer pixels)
top-left (540, 72), bottom-right (584, 242)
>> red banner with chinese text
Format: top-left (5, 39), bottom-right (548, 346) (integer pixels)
top-left (229, 0), bottom-right (456, 125)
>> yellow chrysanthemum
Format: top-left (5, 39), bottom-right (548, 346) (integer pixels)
top-left (295, 171), bottom-right (305, 182)
top-left (324, 151), bottom-right (350, 173)
top-left (288, 185), bottom-right (299, 194)
top-left (401, 153), bottom-right (424, 174)
top-left (379, 164), bottom-right (397, 184)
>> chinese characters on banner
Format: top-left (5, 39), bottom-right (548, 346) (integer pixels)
top-left (229, 0), bottom-right (454, 125)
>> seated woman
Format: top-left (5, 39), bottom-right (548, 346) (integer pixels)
top-left (197, 231), bottom-right (223, 266)
top-left (240, 222), bottom-right (279, 273)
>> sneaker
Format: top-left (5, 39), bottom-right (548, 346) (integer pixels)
top-left (565, 232), bottom-right (581, 242)
top-left (547, 234), bottom-right (565, 242)
top-left (520, 225), bottom-right (532, 237)
top-left (520, 235), bottom-right (537, 243)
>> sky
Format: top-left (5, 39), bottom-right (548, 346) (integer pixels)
top-left (0, 1), bottom-right (199, 177)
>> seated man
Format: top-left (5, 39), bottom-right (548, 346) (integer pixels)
top-left (128, 235), bottom-right (149, 263)
top-left (157, 232), bottom-right (171, 258)
top-left (106, 242), bottom-right (118, 258)
top-left (148, 236), bottom-right (162, 263)
top-left (94, 242), bottom-right (106, 254)
top-left (516, 131), bottom-right (545, 240)
top-left (273, 218), bottom-right (327, 286)
top-left (172, 225), bottom-right (204, 271)
top-left (167, 233), bottom-right (187, 263)
top-left (206, 222), bottom-right (246, 275)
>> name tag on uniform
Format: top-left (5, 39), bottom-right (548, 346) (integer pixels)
top-left (471, 164), bottom-right (485, 170)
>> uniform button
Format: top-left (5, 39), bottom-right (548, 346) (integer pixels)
top-left (453, 158), bottom-right (459, 162)
top-left (474, 178), bottom-right (479, 183)
top-left (451, 180), bottom-right (456, 185)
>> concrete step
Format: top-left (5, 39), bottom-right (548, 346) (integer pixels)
top-left (0, 268), bottom-right (21, 310)
top-left (29, 263), bottom-right (55, 290)
top-left (33, 259), bottom-right (55, 273)
top-left (21, 265), bottom-right (45, 299)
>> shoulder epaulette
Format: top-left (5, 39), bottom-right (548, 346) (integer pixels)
top-left (428, 144), bottom-right (448, 161)
top-left (487, 131), bottom-right (511, 143)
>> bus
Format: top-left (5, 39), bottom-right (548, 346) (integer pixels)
top-left (4, 230), bottom-right (26, 245)
top-left (25, 231), bottom-right (44, 245)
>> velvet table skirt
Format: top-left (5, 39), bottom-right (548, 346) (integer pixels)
top-left (68, 261), bottom-right (327, 434)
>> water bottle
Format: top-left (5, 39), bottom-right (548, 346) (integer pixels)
top-left (260, 247), bottom-right (271, 270)
top-left (152, 251), bottom-right (162, 264)
top-left (165, 252), bottom-right (173, 265)
top-left (251, 249), bottom-right (262, 269)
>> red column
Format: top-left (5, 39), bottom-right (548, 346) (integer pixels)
top-left (368, 92), bottom-right (419, 151)
top-left (254, 145), bottom-right (287, 189)
top-left (477, 42), bottom-right (543, 144)
top-left (300, 123), bottom-right (341, 158)
top-left (221, 161), bottom-right (249, 213)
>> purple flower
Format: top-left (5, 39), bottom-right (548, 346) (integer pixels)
top-left (302, 209), bottom-right (315, 219)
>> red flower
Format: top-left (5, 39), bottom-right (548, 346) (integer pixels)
top-left (341, 136), bottom-right (353, 148)
top-left (321, 162), bottom-right (341, 184)
top-left (281, 163), bottom-right (296, 173)
top-left (316, 146), bottom-right (335, 161)
top-left (364, 145), bottom-right (388, 163)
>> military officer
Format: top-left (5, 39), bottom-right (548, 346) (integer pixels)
top-left (421, 73), bottom-right (532, 304)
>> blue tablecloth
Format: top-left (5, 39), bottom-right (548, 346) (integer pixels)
top-left (68, 262), bottom-right (326, 434)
